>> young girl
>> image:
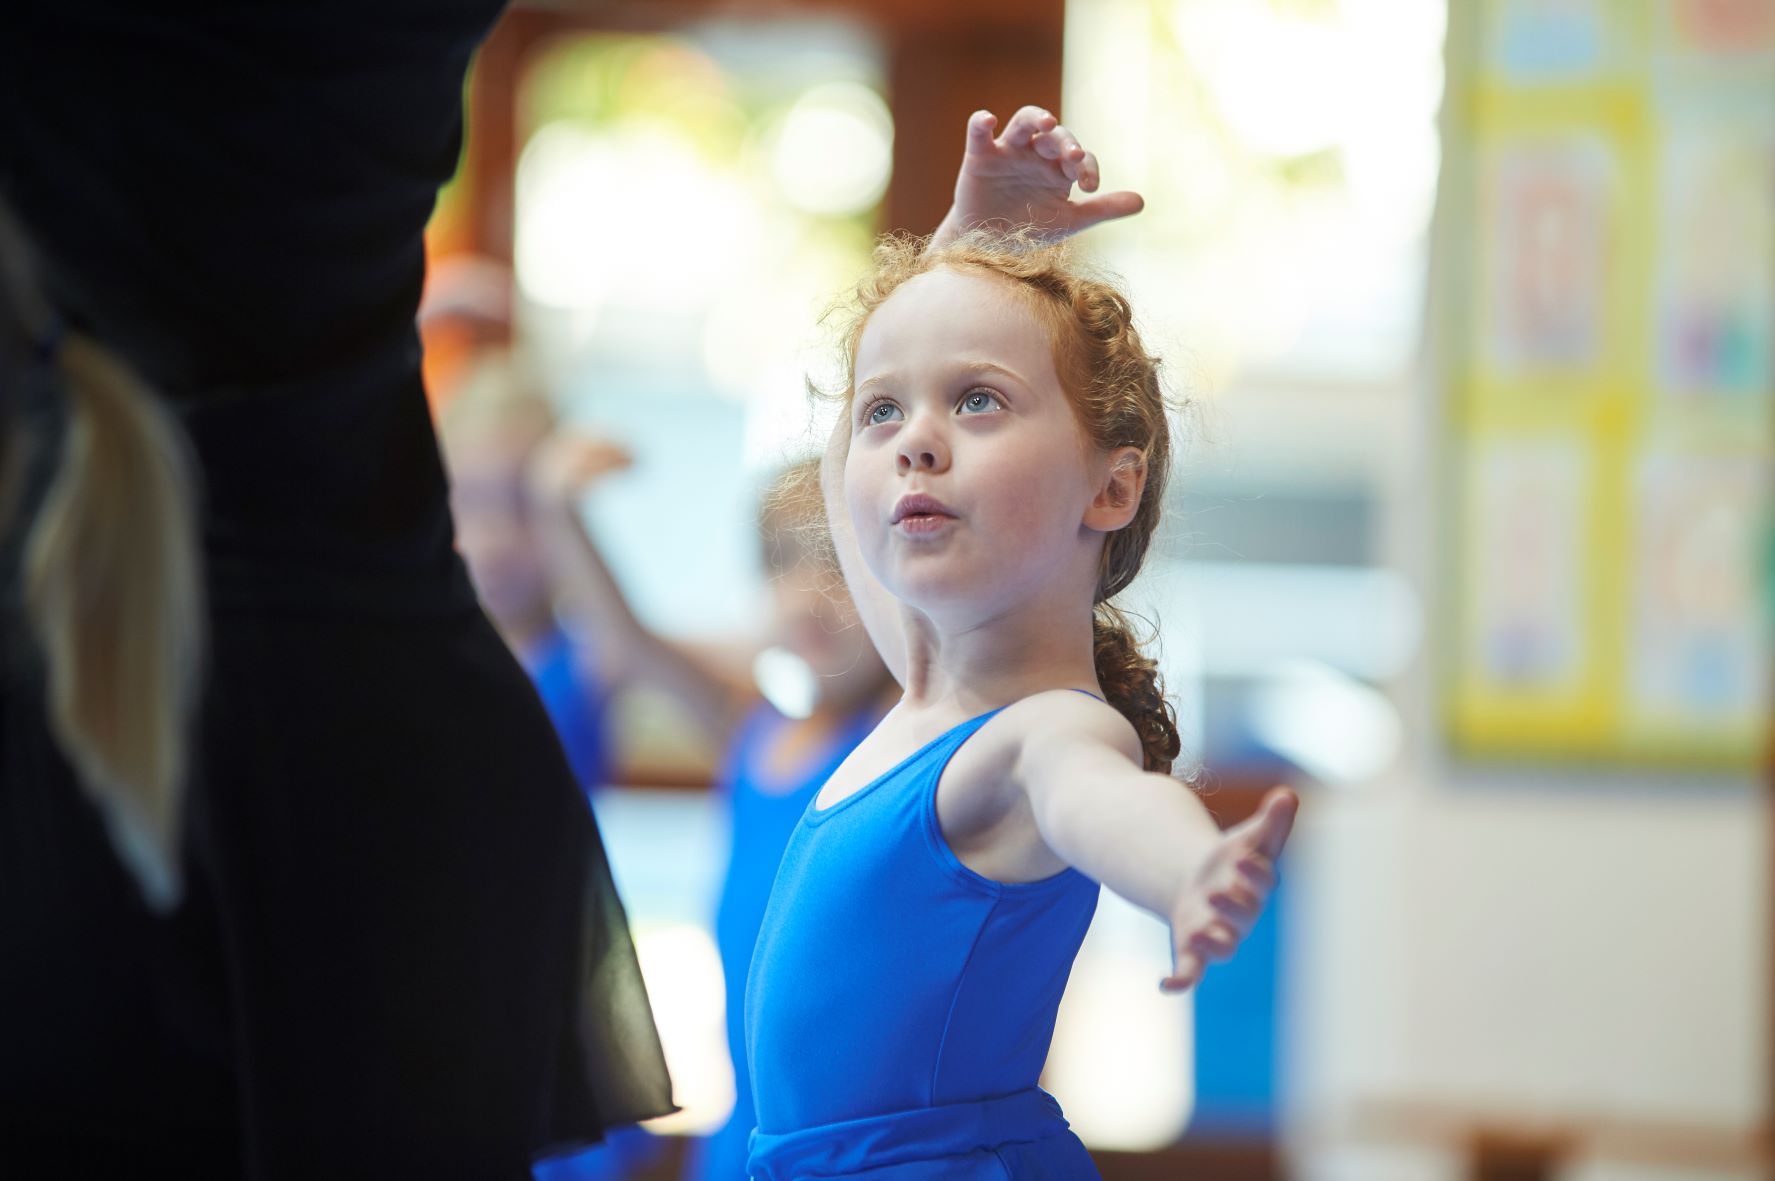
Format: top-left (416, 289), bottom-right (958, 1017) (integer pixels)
top-left (743, 232), bottom-right (1299, 1178)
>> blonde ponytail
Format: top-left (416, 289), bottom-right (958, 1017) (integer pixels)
top-left (4, 207), bottom-right (204, 910)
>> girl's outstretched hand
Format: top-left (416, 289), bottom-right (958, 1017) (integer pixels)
top-left (1162, 787), bottom-right (1299, 994)
top-left (933, 106), bottom-right (1145, 247)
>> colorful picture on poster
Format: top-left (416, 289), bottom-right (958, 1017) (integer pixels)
top-left (1466, 439), bottom-right (1590, 691)
top-left (1653, 120), bottom-right (1774, 401)
top-left (1629, 453), bottom-right (1772, 728)
top-left (1667, 0), bottom-right (1775, 56)
top-left (1487, 0), bottom-right (1619, 80)
top-left (1480, 135), bottom-right (1615, 375)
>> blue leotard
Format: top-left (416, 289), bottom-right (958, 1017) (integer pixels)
top-left (522, 624), bottom-right (612, 793)
top-left (745, 707), bottom-right (1102, 1179)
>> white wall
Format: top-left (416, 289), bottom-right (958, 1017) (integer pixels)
top-left (1284, 768), bottom-right (1769, 1179)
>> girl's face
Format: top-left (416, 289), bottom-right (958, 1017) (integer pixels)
top-left (846, 267), bottom-right (1105, 626)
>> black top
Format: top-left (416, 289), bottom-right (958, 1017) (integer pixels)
top-left (0, 2), bottom-right (676, 1176)
top-left (2, 0), bottom-right (493, 615)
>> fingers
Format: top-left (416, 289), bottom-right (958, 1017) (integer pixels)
top-left (999, 104), bottom-right (1056, 147)
top-left (1187, 920), bottom-right (1239, 959)
top-left (951, 102), bottom-right (1144, 243)
top-left (568, 436), bottom-right (633, 474)
top-left (1026, 116), bottom-right (1112, 195)
top-left (1023, 115), bottom-right (1093, 188)
top-left (973, 103), bottom-right (1110, 188)
top-left (1234, 851), bottom-right (1276, 892)
top-left (587, 445), bottom-right (635, 478)
top-left (1168, 853), bottom-right (1271, 983)
top-left (1225, 787), bottom-right (1297, 864)
top-left (1163, 918), bottom-right (1237, 994)
top-left (1029, 126), bottom-right (1084, 180)
top-left (1161, 795), bottom-right (1297, 997)
top-left (1250, 788), bottom-right (1300, 861)
top-left (535, 435), bottom-right (634, 501)
top-left (1207, 882), bottom-right (1262, 924)
top-left (1162, 951), bottom-right (1203, 994)
top-left (1028, 128), bottom-right (1067, 161)
top-left (1196, 849), bottom-right (1273, 938)
top-left (967, 109), bottom-right (998, 151)
top-left (1068, 190), bottom-right (1145, 231)
top-left (1077, 150), bottom-right (1101, 192)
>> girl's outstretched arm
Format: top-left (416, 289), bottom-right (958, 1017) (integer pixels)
top-left (529, 430), bottom-right (753, 748)
top-left (930, 106), bottom-right (1145, 249)
top-left (1015, 700), bottom-right (1298, 992)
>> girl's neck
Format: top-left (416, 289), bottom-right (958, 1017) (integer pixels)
top-left (900, 594), bottom-right (1099, 714)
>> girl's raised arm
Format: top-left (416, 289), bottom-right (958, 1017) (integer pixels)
top-left (529, 431), bottom-right (754, 747)
top-left (821, 413), bottom-right (909, 689)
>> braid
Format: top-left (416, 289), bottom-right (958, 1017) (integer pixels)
top-left (1092, 605), bottom-right (1180, 774)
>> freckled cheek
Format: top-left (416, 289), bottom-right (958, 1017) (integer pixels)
top-left (991, 496), bottom-right (1049, 545)
top-left (967, 446), bottom-right (1080, 545)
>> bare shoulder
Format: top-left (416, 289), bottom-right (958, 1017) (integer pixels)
top-left (931, 690), bottom-right (1127, 810)
top-left (997, 689), bottom-right (1143, 771)
top-left (937, 689), bottom-right (1145, 882)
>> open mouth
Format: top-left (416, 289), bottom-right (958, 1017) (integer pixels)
top-left (891, 493), bottom-right (956, 525)
top-left (894, 511), bottom-right (954, 536)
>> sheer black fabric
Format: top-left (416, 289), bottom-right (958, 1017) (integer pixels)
top-left (0, 1), bottom-right (675, 1174)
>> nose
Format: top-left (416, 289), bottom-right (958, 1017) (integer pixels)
top-left (895, 411), bottom-right (950, 475)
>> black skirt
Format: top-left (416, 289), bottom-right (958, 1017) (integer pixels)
top-left (0, 0), bottom-right (676, 1173)
top-left (0, 605), bottom-right (675, 1178)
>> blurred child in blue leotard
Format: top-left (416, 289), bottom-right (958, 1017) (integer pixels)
top-left (525, 441), bottom-right (896, 1180)
top-left (440, 358), bottom-right (616, 794)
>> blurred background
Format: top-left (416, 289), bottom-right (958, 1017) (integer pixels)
top-left (420, 1), bottom-right (1773, 1179)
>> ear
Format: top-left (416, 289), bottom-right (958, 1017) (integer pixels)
top-left (1083, 446), bottom-right (1146, 532)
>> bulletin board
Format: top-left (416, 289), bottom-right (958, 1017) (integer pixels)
top-left (1441, 0), bottom-right (1774, 768)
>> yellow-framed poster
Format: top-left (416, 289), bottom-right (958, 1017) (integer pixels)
top-left (1441, 0), bottom-right (1774, 768)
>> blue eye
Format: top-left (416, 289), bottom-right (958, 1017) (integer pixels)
top-left (865, 400), bottom-right (902, 425)
top-left (959, 390), bottom-right (1002, 414)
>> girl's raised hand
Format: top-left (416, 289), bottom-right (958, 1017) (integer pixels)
top-left (527, 430), bottom-right (634, 508)
top-left (935, 106), bottom-right (1145, 246)
top-left (1161, 787), bottom-right (1299, 994)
